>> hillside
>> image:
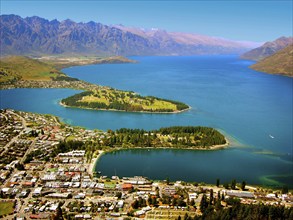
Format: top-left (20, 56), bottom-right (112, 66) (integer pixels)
top-left (251, 44), bottom-right (293, 76)
top-left (0, 14), bottom-right (258, 56)
top-left (241, 36), bottom-right (293, 61)
top-left (0, 56), bottom-right (74, 83)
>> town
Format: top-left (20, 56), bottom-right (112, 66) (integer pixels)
top-left (0, 109), bottom-right (292, 219)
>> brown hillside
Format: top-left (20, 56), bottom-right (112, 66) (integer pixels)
top-left (251, 44), bottom-right (293, 76)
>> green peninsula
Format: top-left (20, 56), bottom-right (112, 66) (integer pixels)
top-left (61, 89), bottom-right (189, 113)
top-left (105, 126), bottom-right (228, 149)
top-left (0, 56), bottom-right (189, 113)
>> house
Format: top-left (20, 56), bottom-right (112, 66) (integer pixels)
top-left (33, 187), bottom-right (43, 197)
top-left (122, 183), bottom-right (133, 191)
top-left (117, 200), bottom-right (124, 208)
top-left (225, 190), bottom-right (254, 198)
top-left (189, 193), bottom-right (198, 200)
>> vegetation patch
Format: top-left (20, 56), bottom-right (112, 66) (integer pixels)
top-left (0, 201), bottom-right (14, 216)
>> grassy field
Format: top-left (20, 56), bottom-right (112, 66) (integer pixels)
top-left (0, 201), bottom-right (14, 216)
top-left (0, 56), bottom-right (72, 83)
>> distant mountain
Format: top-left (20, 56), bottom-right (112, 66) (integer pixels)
top-left (241, 36), bottom-right (293, 61)
top-left (0, 14), bottom-right (259, 56)
top-left (250, 44), bottom-right (293, 76)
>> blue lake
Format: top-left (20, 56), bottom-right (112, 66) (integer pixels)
top-left (1, 56), bottom-right (292, 187)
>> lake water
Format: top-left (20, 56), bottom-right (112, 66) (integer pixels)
top-left (1, 56), bottom-right (292, 187)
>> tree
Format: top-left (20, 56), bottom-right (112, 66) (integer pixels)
top-left (166, 177), bottom-right (170, 185)
top-left (115, 192), bottom-right (122, 199)
top-left (190, 199), bottom-right (195, 206)
top-left (216, 178), bottom-right (220, 187)
top-left (209, 189), bottom-right (214, 205)
top-left (231, 179), bottom-right (237, 190)
top-left (15, 163), bottom-right (25, 170)
top-left (53, 205), bottom-right (64, 220)
top-left (200, 194), bottom-right (208, 213)
top-left (223, 183), bottom-right (229, 189)
top-left (282, 185), bottom-right (288, 194)
top-left (241, 181), bottom-right (246, 191)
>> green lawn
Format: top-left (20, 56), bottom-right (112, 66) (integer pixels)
top-left (0, 201), bottom-right (14, 216)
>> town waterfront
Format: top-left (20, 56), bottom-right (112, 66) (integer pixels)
top-left (1, 56), bottom-right (292, 187)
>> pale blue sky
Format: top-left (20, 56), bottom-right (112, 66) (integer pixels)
top-left (1, 0), bottom-right (292, 42)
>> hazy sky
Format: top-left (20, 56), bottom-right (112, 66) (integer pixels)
top-left (1, 0), bottom-right (292, 42)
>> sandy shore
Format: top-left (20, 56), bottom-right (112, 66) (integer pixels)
top-left (88, 150), bottom-right (104, 174)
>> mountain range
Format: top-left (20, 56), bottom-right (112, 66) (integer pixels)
top-left (0, 14), bottom-right (260, 56)
top-left (241, 36), bottom-right (293, 61)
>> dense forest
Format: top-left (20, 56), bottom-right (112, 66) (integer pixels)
top-left (61, 90), bottom-right (189, 113)
top-left (105, 126), bottom-right (227, 149)
top-left (192, 196), bottom-right (293, 220)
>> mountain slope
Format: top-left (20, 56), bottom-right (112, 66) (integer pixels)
top-left (0, 56), bottom-right (72, 83)
top-left (1, 14), bottom-right (257, 56)
top-left (250, 44), bottom-right (293, 76)
top-left (241, 36), bottom-right (293, 61)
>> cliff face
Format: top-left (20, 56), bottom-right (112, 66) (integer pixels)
top-left (250, 44), bottom-right (293, 76)
top-left (1, 14), bottom-right (256, 56)
top-left (241, 37), bottom-right (293, 61)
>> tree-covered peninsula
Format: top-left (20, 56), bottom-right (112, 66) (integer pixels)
top-left (61, 89), bottom-right (190, 113)
top-left (104, 126), bottom-right (227, 149)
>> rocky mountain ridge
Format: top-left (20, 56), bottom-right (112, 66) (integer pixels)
top-left (1, 14), bottom-right (259, 56)
top-left (250, 44), bottom-right (293, 76)
top-left (241, 36), bottom-right (293, 61)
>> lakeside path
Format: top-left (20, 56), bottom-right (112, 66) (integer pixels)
top-left (89, 138), bottom-right (230, 175)
top-left (88, 150), bottom-right (105, 173)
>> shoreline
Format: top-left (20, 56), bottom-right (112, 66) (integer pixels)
top-left (59, 101), bottom-right (191, 114)
top-left (90, 140), bottom-right (230, 175)
top-left (88, 150), bottom-right (105, 174)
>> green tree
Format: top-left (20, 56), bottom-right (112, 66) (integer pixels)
top-left (223, 183), bottom-right (229, 189)
top-left (241, 181), bottom-right (246, 191)
top-left (231, 179), bottom-right (237, 190)
top-left (282, 185), bottom-right (288, 194)
top-left (166, 177), bottom-right (170, 185)
top-left (209, 189), bottom-right (214, 205)
top-left (190, 199), bottom-right (195, 207)
top-left (200, 194), bottom-right (208, 213)
top-left (216, 178), bottom-right (220, 187)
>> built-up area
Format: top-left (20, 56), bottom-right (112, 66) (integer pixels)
top-left (0, 109), bottom-right (292, 219)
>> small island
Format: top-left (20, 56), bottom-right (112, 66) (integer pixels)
top-left (0, 56), bottom-right (189, 113)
